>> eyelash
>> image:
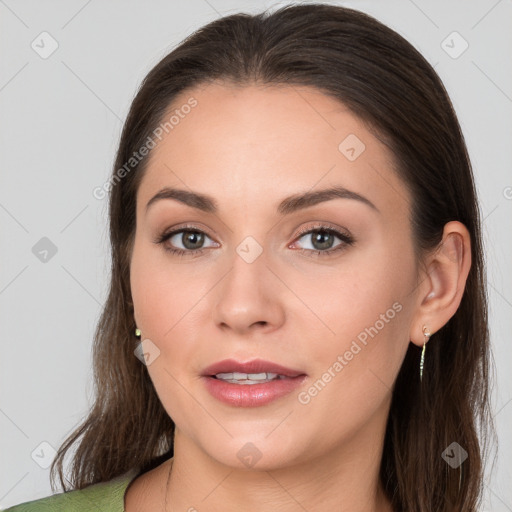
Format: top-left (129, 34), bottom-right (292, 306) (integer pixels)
top-left (292, 223), bottom-right (355, 258)
top-left (153, 222), bottom-right (355, 259)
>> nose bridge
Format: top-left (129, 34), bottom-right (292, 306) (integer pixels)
top-left (212, 234), bottom-right (284, 333)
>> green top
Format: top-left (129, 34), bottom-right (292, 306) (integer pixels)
top-left (2, 468), bottom-right (141, 512)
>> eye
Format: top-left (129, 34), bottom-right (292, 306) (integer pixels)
top-left (290, 224), bottom-right (355, 257)
top-left (153, 225), bottom-right (218, 257)
top-left (153, 222), bottom-right (355, 259)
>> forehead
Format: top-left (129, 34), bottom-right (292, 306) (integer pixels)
top-left (137, 82), bottom-right (410, 218)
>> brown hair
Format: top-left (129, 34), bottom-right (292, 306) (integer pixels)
top-left (50, 4), bottom-right (495, 511)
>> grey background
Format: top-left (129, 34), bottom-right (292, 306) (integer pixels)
top-left (1, 0), bottom-right (511, 510)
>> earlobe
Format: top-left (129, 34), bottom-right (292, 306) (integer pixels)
top-left (409, 221), bottom-right (471, 346)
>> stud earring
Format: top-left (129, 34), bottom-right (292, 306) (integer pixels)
top-left (135, 328), bottom-right (141, 338)
top-left (420, 325), bottom-right (431, 382)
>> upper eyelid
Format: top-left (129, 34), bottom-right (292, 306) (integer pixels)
top-left (161, 223), bottom-right (213, 237)
top-left (163, 222), bottom-right (347, 235)
top-left (294, 223), bottom-right (349, 236)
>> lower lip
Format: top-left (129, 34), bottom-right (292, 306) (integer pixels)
top-left (202, 375), bottom-right (307, 407)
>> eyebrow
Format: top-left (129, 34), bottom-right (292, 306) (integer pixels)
top-left (145, 185), bottom-right (379, 215)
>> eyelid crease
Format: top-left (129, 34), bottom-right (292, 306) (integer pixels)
top-left (293, 222), bottom-right (353, 239)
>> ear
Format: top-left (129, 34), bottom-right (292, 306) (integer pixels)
top-left (409, 221), bottom-right (472, 347)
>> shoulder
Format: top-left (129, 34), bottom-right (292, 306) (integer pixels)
top-left (3, 468), bottom-right (140, 512)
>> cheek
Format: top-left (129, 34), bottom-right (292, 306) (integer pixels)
top-left (130, 243), bottom-right (216, 401)
top-left (130, 245), bottom-right (206, 421)
top-left (300, 244), bottom-right (415, 393)
top-left (130, 241), bottom-right (208, 340)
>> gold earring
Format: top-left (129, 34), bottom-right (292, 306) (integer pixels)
top-left (135, 328), bottom-right (141, 338)
top-left (420, 325), bottom-right (431, 382)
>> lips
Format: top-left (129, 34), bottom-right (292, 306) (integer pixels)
top-left (201, 358), bottom-right (308, 407)
top-left (201, 358), bottom-right (306, 378)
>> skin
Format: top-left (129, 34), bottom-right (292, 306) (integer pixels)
top-left (126, 82), bottom-right (471, 512)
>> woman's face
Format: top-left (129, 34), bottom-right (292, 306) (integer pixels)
top-left (130, 83), bottom-right (423, 470)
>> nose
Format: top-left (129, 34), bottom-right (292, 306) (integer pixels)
top-left (212, 245), bottom-right (286, 336)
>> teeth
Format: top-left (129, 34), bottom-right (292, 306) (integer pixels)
top-left (215, 372), bottom-right (281, 384)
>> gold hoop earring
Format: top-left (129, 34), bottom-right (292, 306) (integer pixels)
top-left (420, 325), bottom-right (431, 381)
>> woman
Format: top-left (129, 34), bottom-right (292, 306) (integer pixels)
top-left (6, 3), bottom-right (494, 511)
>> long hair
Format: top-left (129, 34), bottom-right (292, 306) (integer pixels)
top-left (50, 4), bottom-right (495, 511)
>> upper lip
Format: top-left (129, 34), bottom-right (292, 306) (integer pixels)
top-left (202, 358), bottom-right (306, 377)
